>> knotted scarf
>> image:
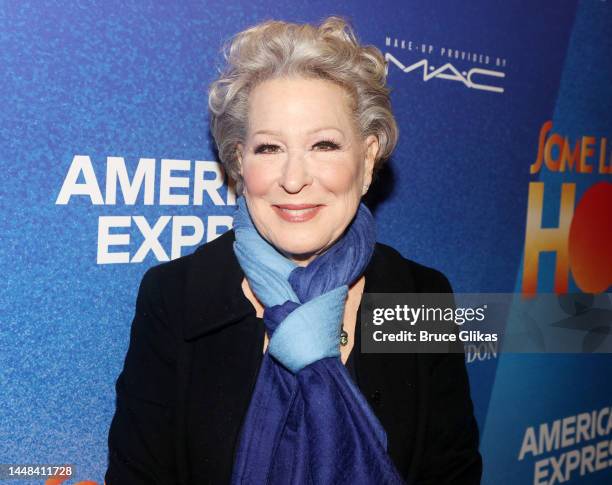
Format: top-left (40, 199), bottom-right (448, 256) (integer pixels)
top-left (230, 195), bottom-right (405, 484)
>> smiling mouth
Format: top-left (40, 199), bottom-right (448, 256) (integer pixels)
top-left (272, 204), bottom-right (323, 222)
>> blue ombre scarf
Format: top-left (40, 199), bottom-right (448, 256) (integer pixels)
top-left (230, 195), bottom-right (405, 484)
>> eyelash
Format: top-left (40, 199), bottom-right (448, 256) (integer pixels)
top-left (253, 139), bottom-right (341, 154)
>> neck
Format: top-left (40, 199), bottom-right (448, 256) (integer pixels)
top-left (241, 274), bottom-right (366, 320)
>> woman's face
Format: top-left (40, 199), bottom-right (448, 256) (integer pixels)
top-left (237, 77), bottom-right (379, 266)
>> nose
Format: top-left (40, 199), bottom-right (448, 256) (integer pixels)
top-left (279, 150), bottom-right (312, 193)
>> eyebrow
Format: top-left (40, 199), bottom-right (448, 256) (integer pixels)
top-left (252, 127), bottom-right (343, 136)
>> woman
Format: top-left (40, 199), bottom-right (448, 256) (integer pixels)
top-left (105, 16), bottom-right (482, 485)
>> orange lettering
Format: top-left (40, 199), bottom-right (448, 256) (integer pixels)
top-left (544, 134), bottom-right (564, 172)
top-left (522, 182), bottom-right (575, 296)
top-left (531, 120), bottom-right (552, 174)
top-left (579, 136), bottom-right (595, 173)
top-left (560, 137), bottom-right (580, 172)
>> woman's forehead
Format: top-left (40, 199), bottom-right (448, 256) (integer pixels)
top-left (247, 78), bottom-right (355, 136)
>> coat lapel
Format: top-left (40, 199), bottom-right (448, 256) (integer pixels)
top-left (181, 230), bottom-right (266, 483)
top-left (355, 243), bottom-right (421, 477)
top-left (182, 229), bottom-right (253, 341)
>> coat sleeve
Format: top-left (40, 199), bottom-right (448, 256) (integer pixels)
top-left (105, 266), bottom-right (179, 485)
top-left (415, 270), bottom-right (483, 485)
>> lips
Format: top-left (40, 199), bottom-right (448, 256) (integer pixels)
top-left (272, 203), bottom-right (323, 222)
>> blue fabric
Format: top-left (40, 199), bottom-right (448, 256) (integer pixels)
top-left (230, 195), bottom-right (406, 484)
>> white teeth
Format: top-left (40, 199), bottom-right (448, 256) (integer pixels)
top-left (280, 207), bottom-right (317, 215)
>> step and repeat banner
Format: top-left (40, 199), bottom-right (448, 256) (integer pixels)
top-left (1, 1), bottom-right (610, 483)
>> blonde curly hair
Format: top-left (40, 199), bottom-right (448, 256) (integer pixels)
top-left (207, 15), bottom-right (398, 195)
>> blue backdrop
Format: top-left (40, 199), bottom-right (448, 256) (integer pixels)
top-left (1, 1), bottom-right (610, 484)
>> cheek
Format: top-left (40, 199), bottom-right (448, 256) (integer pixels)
top-left (319, 160), bottom-right (363, 194)
top-left (242, 163), bottom-right (275, 195)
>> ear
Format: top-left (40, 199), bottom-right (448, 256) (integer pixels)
top-left (362, 135), bottom-right (379, 195)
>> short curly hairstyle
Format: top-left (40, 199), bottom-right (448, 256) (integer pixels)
top-left (207, 15), bottom-right (398, 195)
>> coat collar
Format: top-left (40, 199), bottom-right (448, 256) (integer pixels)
top-left (182, 228), bottom-right (416, 341)
top-left (182, 229), bottom-right (253, 341)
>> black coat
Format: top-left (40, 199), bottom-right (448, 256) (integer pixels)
top-left (105, 229), bottom-right (482, 485)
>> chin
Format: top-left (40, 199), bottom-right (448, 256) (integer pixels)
top-left (278, 243), bottom-right (321, 258)
top-left (273, 238), bottom-right (328, 261)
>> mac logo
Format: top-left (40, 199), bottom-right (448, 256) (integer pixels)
top-left (385, 53), bottom-right (505, 94)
